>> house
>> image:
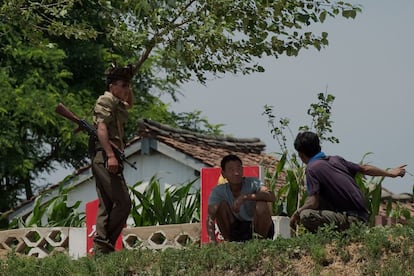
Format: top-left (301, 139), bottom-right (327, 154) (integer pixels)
top-left (8, 119), bottom-right (280, 222)
top-left (7, 119), bottom-right (414, 223)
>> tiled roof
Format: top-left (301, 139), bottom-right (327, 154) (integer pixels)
top-left (135, 119), bottom-right (279, 170)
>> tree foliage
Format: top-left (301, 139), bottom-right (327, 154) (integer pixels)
top-left (0, 0), bottom-right (361, 210)
top-left (108, 0), bottom-right (361, 86)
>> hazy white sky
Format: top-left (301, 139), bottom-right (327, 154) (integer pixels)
top-left (165, 0), bottom-right (414, 194)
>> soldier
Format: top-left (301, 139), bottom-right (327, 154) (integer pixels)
top-left (91, 64), bottom-right (134, 253)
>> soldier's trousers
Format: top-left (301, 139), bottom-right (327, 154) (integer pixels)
top-left (92, 151), bottom-right (131, 246)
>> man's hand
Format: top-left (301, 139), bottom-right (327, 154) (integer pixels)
top-left (232, 195), bottom-right (247, 213)
top-left (290, 211), bottom-right (300, 229)
top-left (232, 189), bottom-right (275, 213)
top-left (360, 164), bottom-right (407, 178)
top-left (107, 155), bottom-right (119, 174)
top-left (388, 164), bottom-right (407, 178)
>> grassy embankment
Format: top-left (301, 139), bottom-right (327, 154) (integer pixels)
top-left (1, 222), bottom-right (414, 275)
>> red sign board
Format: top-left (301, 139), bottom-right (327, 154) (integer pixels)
top-left (200, 166), bottom-right (260, 243)
top-left (86, 199), bottom-right (123, 254)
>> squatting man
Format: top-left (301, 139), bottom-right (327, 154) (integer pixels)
top-left (290, 131), bottom-right (407, 233)
top-left (206, 154), bottom-right (276, 242)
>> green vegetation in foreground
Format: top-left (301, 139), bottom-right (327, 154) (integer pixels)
top-left (2, 222), bottom-right (414, 275)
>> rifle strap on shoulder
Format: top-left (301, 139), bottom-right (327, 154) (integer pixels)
top-left (88, 135), bottom-right (97, 158)
top-left (116, 115), bottom-right (125, 151)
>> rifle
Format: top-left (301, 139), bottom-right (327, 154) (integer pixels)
top-left (55, 103), bottom-right (137, 170)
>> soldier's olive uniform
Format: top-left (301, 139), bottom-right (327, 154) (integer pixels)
top-left (92, 91), bottom-right (131, 252)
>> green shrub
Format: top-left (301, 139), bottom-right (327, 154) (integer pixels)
top-left (129, 176), bottom-right (200, 226)
top-left (8, 183), bottom-right (84, 229)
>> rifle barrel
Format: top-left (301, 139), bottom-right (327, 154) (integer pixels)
top-left (55, 103), bottom-right (80, 124)
top-left (55, 103), bottom-right (138, 170)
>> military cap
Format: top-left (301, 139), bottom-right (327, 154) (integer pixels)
top-left (105, 63), bottom-right (136, 85)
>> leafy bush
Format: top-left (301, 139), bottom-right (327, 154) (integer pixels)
top-left (129, 176), bottom-right (200, 226)
top-left (5, 175), bottom-right (201, 229)
top-left (8, 183), bottom-right (84, 229)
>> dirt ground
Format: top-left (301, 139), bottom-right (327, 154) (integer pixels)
top-left (291, 243), bottom-right (365, 275)
top-left (0, 248), bottom-right (9, 259)
top-left (0, 245), bottom-right (362, 274)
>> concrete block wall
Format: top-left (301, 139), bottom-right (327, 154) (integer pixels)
top-left (0, 224), bottom-right (202, 259)
top-left (0, 217), bottom-right (291, 259)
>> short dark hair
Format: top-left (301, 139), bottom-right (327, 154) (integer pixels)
top-left (105, 63), bottom-right (135, 85)
top-left (294, 131), bottom-right (321, 158)
top-left (220, 154), bottom-right (242, 171)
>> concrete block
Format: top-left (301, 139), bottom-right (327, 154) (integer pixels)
top-left (272, 216), bottom-right (290, 239)
top-left (27, 247), bottom-right (49, 258)
top-left (69, 227), bottom-right (86, 260)
top-left (45, 228), bottom-right (69, 247)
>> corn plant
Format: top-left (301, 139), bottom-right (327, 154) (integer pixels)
top-left (387, 202), bottom-right (411, 220)
top-left (263, 92), bottom-right (338, 217)
top-left (45, 184), bottom-right (85, 227)
top-left (8, 183), bottom-right (85, 229)
top-left (265, 151), bottom-right (307, 216)
top-left (354, 171), bottom-right (384, 226)
top-left (265, 152), bottom-right (287, 215)
top-left (263, 92), bottom-right (410, 225)
top-left (353, 152), bottom-right (412, 225)
top-left (129, 176), bottom-right (200, 226)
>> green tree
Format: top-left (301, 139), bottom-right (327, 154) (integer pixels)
top-left (0, 28), bottom-right (83, 208)
top-left (0, 0), bottom-right (361, 210)
top-left (0, 1), bottom-right (126, 209)
top-left (0, 1), bottom-right (176, 209)
top-left (110, 0), bottom-right (361, 85)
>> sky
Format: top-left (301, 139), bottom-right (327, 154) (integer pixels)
top-left (162, 0), bottom-right (414, 194)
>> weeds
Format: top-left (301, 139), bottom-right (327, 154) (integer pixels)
top-left (1, 222), bottom-right (414, 275)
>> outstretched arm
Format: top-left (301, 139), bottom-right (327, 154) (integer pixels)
top-left (359, 164), bottom-right (406, 178)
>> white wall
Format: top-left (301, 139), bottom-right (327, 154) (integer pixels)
top-left (9, 140), bottom-right (206, 222)
top-left (66, 151), bottom-right (201, 214)
top-left (67, 176), bottom-right (97, 214)
top-left (125, 152), bottom-right (200, 191)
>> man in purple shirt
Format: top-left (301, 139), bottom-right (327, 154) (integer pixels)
top-left (290, 131), bottom-right (406, 232)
